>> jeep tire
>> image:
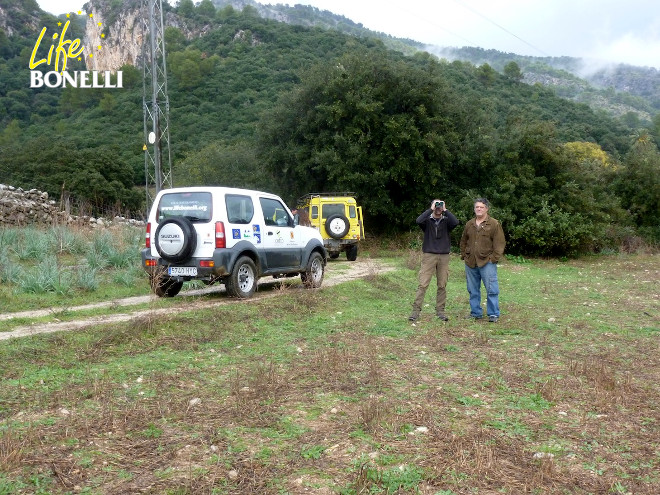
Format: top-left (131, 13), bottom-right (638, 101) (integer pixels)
top-left (325, 214), bottom-right (350, 239)
top-left (346, 244), bottom-right (358, 261)
top-left (151, 276), bottom-right (184, 297)
top-left (301, 252), bottom-right (324, 288)
top-left (226, 256), bottom-right (257, 298)
top-left (155, 217), bottom-right (197, 263)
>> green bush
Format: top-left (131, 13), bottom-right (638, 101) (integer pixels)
top-left (49, 226), bottom-right (88, 255)
top-left (507, 202), bottom-right (596, 256)
top-left (14, 228), bottom-right (54, 261)
top-left (76, 266), bottom-right (98, 292)
top-left (18, 255), bottom-right (72, 295)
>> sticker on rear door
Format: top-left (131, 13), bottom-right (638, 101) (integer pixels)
top-left (252, 224), bottom-right (261, 243)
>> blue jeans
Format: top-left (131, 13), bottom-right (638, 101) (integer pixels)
top-left (465, 262), bottom-right (500, 318)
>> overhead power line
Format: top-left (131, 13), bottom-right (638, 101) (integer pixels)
top-left (452, 0), bottom-right (550, 56)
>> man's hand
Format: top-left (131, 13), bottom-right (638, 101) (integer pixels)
top-left (431, 199), bottom-right (446, 212)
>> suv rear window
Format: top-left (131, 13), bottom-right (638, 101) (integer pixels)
top-left (321, 203), bottom-right (345, 218)
top-left (157, 192), bottom-right (212, 222)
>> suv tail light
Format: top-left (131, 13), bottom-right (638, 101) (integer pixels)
top-left (215, 221), bottom-right (226, 248)
top-left (145, 223), bottom-right (151, 248)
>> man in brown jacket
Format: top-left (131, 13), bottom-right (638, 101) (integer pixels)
top-left (459, 198), bottom-right (505, 322)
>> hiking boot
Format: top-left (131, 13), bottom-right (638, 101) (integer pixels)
top-left (465, 314), bottom-right (483, 320)
top-left (488, 315), bottom-right (499, 323)
top-left (408, 312), bottom-right (420, 322)
top-left (436, 313), bottom-right (449, 321)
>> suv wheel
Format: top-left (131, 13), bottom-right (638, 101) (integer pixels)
top-left (325, 214), bottom-right (350, 239)
top-left (226, 256), bottom-right (257, 298)
top-left (346, 244), bottom-right (358, 261)
top-left (301, 252), bottom-right (324, 288)
top-left (155, 217), bottom-right (197, 263)
top-left (151, 276), bottom-right (184, 297)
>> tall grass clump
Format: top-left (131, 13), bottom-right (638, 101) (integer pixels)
top-left (49, 226), bottom-right (88, 255)
top-left (18, 255), bottom-right (72, 294)
top-left (112, 266), bottom-right (143, 287)
top-left (14, 227), bottom-right (54, 261)
top-left (0, 228), bottom-right (20, 252)
top-left (0, 252), bottom-right (23, 284)
top-left (84, 245), bottom-right (109, 271)
top-left (119, 225), bottom-right (144, 248)
top-left (91, 230), bottom-right (115, 258)
top-left (76, 266), bottom-right (99, 292)
top-left (107, 246), bottom-right (138, 269)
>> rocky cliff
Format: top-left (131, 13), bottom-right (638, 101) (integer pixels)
top-left (83, 2), bottom-right (144, 72)
top-left (82, 0), bottom-right (213, 72)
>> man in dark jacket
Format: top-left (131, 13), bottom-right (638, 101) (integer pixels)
top-left (459, 198), bottom-right (506, 322)
top-left (409, 199), bottom-right (459, 322)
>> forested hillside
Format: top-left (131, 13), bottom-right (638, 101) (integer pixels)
top-left (435, 47), bottom-right (660, 124)
top-left (0, 0), bottom-right (658, 254)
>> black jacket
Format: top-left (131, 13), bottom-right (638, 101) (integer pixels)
top-left (416, 209), bottom-right (459, 254)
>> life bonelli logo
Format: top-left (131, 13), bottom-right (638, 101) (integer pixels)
top-left (29, 10), bottom-right (122, 89)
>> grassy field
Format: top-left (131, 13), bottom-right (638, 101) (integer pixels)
top-left (0, 228), bottom-right (658, 494)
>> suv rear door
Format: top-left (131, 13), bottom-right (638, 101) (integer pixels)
top-left (155, 190), bottom-right (215, 259)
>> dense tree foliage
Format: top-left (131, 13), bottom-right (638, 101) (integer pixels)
top-left (0, 0), bottom-right (657, 251)
top-left (259, 51), bottom-right (465, 229)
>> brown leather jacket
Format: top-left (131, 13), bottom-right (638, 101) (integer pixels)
top-left (460, 216), bottom-right (506, 268)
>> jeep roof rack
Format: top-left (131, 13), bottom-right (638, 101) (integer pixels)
top-left (297, 192), bottom-right (356, 204)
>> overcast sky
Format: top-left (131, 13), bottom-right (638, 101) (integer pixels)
top-left (36, 0), bottom-right (659, 69)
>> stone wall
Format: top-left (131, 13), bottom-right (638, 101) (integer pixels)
top-left (0, 184), bottom-right (143, 228)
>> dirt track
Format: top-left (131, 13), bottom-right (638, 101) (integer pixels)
top-left (0, 258), bottom-right (391, 341)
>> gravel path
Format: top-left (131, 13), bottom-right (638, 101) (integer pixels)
top-left (0, 258), bottom-right (391, 341)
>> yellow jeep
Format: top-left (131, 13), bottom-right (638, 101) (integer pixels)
top-left (296, 193), bottom-right (365, 261)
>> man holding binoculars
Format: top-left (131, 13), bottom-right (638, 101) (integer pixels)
top-left (409, 199), bottom-right (459, 322)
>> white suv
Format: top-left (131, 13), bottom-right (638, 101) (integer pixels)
top-left (141, 187), bottom-right (327, 298)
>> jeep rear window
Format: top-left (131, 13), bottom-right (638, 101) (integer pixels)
top-left (322, 204), bottom-right (345, 218)
top-left (226, 194), bottom-right (254, 224)
top-left (157, 192), bottom-right (212, 222)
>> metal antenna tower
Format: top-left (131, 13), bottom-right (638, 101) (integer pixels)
top-left (142, 0), bottom-right (172, 210)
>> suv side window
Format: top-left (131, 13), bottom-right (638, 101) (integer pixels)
top-left (322, 203), bottom-right (345, 218)
top-left (349, 205), bottom-right (356, 218)
top-left (157, 192), bottom-right (212, 222)
top-left (260, 197), bottom-right (291, 227)
top-left (226, 194), bottom-right (254, 224)
top-left (311, 205), bottom-right (318, 219)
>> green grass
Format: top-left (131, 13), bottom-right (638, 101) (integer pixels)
top-left (0, 230), bottom-right (658, 493)
top-left (0, 225), bottom-right (149, 312)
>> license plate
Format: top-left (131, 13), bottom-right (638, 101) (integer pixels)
top-left (168, 266), bottom-right (197, 276)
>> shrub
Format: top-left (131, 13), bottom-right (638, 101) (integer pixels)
top-left (14, 228), bottom-right (54, 261)
top-left (107, 246), bottom-right (138, 269)
top-left (507, 202), bottom-right (598, 256)
top-left (49, 226), bottom-right (88, 255)
top-left (76, 266), bottom-right (98, 292)
top-left (18, 255), bottom-right (72, 294)
top-left (84, 246), bottom-right (109, 271)
top-left (0, 252), bottom-right (23, 284)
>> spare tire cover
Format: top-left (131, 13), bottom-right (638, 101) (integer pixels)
top-left (325, 214), bottom-right (350, 239)
top-left (155, 217), bottom-right (197, 263)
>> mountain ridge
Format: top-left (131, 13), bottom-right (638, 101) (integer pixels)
top-left (207, 0), bottom-right (658, 121)
top-left (12, 0), bottom-right (658, 122)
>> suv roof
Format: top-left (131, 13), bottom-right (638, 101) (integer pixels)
top-left (164, 185), bottom-right (282, 199)
top-left (297, 192), bottom-right (357, 203)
